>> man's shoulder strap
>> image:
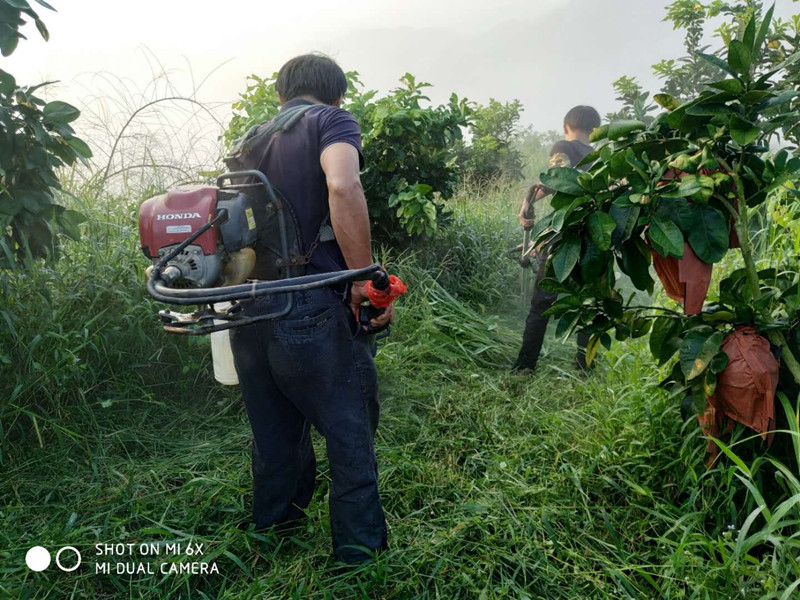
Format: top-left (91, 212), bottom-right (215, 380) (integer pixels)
top-left (226, 104), bottom-right (317, 166)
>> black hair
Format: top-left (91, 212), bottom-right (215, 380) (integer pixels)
top-left (564, 105), bottom-right (601, 134)
top-left (275, 53), bottom-right (348, 105)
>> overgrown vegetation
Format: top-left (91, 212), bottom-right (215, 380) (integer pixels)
top-left (5, 179), bottom-right (800, 598)
top-left (3, 1), bottom-right (800, 598)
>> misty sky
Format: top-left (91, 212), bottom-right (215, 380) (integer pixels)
top-left (5, 0), bottom-right (798, 134)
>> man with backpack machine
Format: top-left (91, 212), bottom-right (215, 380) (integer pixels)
top-left (512, 105), bottom-right (601, 374)
top-left (139, 54), bottom-right (404, 563)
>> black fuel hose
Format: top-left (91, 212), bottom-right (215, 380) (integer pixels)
top-left (148, 263), bottom-right (387, 306)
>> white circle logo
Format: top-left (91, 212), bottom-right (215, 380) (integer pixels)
top-left (25, 546), bottom-right (51, 571)
top-left (55, 546), bottom-right (82, 572)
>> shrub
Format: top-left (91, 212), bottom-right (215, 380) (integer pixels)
top-left (532, 5), bottom-right (800, 417)
top-left (0, 0), bottom-right (92, 263)
top-left (224, 71), bottom-right (470, 240)
top-left (455, 98), bottom-right (525, 184)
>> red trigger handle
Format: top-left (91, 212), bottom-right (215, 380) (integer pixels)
top-left (365, 274), bottom-right (408, 308)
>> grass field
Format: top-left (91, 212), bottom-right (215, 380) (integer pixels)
top-left (2, 185), bottom-right (799, 599)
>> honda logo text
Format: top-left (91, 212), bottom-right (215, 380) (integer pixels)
top-left (155, 213), bottom-right (203, 221)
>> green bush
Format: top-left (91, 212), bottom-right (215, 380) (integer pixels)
top-left (224, 71), bottom-right (470, 240)
top-left (0, 0), bottom-right (92, 263)
top-left (455, 98), bottom-right (525, 184)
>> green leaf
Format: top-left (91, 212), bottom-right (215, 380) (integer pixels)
top-left (739, 90), bottom-right (771, 104)
top-left (710, 351), bottom-right (729, 374)
top-left (649, 214), bottom-right (684, 258)
top-left (729, 114), bottom-right (760, 146)
top-left (763, 50), bottom-right (800, 80)
top-left (673, 174), bottom-right (706, 198)
top-left (630, 317), bottom-right (652, 339)
top-left (67, 136), bottom-right (92, 158)
top-left (17, 188), bottom-right (52, 212)
top-left (685, 103), bottom-right (733, 116)
top-left (653, 93), bottom-right (680, 111)
top-left (763, 90), bottom-right (800, 108)
top-left (608, 150), bottom-right (632, 178)
top-left (607, 120), bottom-right (646, 139)
top-left (34, 18), bottom-right (49, 42)
top-left (580, 237), bottom-right (606, 281)
top-left (704, 370), bottom-right (717, 397)
top-left (728, 40), bottom-right (752, 75)
top-left (0, 68), bottom-right (15, 95)
top-left (0, 31), bottom-right (20, 57)
top-left (656, 198), bottom-right (692, 233)
top-left (537, 278), bottom-right (568, 294)
top-left (650, 316), bottom-right (682, 365)
top-left (0, 193), bottom-right (23, 217)
top-left (618, 238), bottom-right (653, 293)
top-left (742, 12), bottom-right (756, 54)
top-left (540, 167), bottom-right (584, 196)
top-left (552, 233), bottom-right (581, 282)
top-left (688, 205), bottom-right (728, 264)
top-left (555, 312), bottom-right (581, 339)
top-left (696, 52), bottom-right (736, 77)
top-left (57, 209), bottom-right (86, 241)
top-left (43, 100), bottom-right (80, 124)
top-left (589, 124), bottom-right (609, 143)
top-left (754, 4), bottom-right (775, 56)
top-left (680, 329), bottom-right (724, 380)
top-left (708, 78), bottom-right (744, 94)
top-left (413, 183), bottom-right (433, 195)
top-left (609, 203), bottom-right (640, 245)
top-left (549, 191), bottom-right (575, 211)
top-left (587, 212), bottom-right (616, 251)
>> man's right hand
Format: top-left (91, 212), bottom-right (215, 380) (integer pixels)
top-left (350, 282), bottom-right (395, 331)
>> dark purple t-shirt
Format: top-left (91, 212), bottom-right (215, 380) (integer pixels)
top-left (240, 98), bottom-right (364, 275)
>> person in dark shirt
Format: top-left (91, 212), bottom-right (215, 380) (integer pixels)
top-left (229, 54), bottom-right (391, 563)
top-left (513, 105), bottom-right (601, 374)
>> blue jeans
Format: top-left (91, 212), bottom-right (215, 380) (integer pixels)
top-left (230, 287), bottom-right (387, 563)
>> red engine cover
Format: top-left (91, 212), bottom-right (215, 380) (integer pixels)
top-left (139, 187), bottom-right (219, 258)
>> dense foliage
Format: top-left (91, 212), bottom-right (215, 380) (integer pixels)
top-left (224, 72), bottom-right (470, 239)
top-left (455, 98), bottom-right (524, 183)
top-left (533, 5), bottom-right (800, 407)
top-left (0, 0), bottom-right (91, 263)
top-left (6, 178), bottom-right (800, 598)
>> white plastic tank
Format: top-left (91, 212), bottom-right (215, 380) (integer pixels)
top-left (210, 302), bottom-right (239, 385)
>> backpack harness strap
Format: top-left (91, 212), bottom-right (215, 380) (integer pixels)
top-left (225, 103), bottom-right (335, 271)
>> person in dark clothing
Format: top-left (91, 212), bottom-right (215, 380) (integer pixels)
top-left (228, 53), bottom-right (392, 563)
top-left (512, 105), bottom-right (601, 374)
